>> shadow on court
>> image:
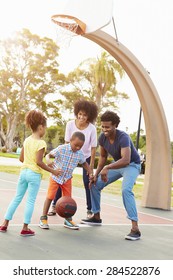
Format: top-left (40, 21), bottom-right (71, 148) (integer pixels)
top-left (0, 172), bottom-right (173, 260)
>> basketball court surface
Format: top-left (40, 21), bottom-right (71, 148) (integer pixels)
top-left (0, 171), bottom-right (173, 260)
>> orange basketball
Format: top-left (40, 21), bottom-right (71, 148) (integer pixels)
top-left (55, 196), bottom-right (77, 218)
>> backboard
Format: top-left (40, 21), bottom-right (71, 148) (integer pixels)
top-left (51, 0), bottom-right (113, 34)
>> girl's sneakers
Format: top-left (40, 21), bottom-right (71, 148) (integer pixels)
top-left (0, 225), bottom-right (7, 232)
top-left (20, 228), bottom-right (35, 237)
top-left (0, 225), bottom-right (35, 236)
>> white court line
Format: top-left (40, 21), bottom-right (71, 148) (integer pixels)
top-left (1, 178), bottom-right (173, 223)
top-left (74, 195), bottom-right (173, 223)
top-left (0, 179), bottom-right (17, 184)
top-left (5, 223), bottom-right (173, 227)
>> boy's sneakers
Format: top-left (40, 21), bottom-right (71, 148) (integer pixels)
top-left (47, 205), bottom-right (56, 216)
top-left (39, 216), bottom-right (49, 229)
top-left (125, 229), bottom-right (141, 241)
top-left (81, 217), bottom-right (102, 226)
top-left (87, 210), bottom-right (93, 219)
top-left (0, 225), bottom-right (7, 232)
top-left (20, 229), bottom-right (35, 237)
top-left (64, 218), bottom-right (79, 230)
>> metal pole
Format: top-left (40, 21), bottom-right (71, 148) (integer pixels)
top-left (136, 107), bottom-right (142, 151)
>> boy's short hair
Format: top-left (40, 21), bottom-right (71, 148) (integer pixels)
top-left (71, 131), bottom-right (85, 142)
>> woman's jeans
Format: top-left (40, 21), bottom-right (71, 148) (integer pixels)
top-left (90, 163), bottom-right (141, 221)
top-left (5, 169), bottom-right (41, 224)
top-left (83, 157), bottom-right (92, 211)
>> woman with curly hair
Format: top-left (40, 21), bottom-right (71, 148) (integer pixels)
top-left (48, 99), bottom-right (98, 218)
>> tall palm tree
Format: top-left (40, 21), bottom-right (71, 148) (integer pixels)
top-left (60, 51), bottom-right (128, 113)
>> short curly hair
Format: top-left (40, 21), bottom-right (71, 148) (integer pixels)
top-left (100, 111), bottom-right (120, 127)
top-left (25, 110), bottom-right (47, 132)
top-left (74, 99), bottom-right (98, 123)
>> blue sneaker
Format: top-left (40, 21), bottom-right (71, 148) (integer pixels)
top-left (64, 218), bottom-right (79, 230)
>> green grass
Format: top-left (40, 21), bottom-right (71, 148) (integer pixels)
top-left (0, 165), bottom-right (172, 206)
top-left (0, 152), bottom-right (19, 158)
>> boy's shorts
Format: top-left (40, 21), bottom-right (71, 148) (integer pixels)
top-left (47, 176), bottom-right (72, 200)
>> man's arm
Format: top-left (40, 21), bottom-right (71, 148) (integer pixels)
top-left (100, 147), bottom-right (131, 182)
top-left (106, 147), bottom-right (131, 170)
top-left (95, 145), bottom-right (108, 177)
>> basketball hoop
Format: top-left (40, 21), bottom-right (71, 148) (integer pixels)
top-left (51, 14), bottom-right (86, 48)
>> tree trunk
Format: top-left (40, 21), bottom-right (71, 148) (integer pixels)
top-left (95, 88), bottom-right (102, 112)
top-left (5, 116), bottom-right (18, 152)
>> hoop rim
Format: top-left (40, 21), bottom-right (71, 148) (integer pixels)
top-left (51, 14), bottom-right (86, 35)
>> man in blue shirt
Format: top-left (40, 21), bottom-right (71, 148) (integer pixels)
top-left (81, 111), bottom-right (141, 240)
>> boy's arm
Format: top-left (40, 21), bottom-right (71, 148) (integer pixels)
top-left (82, 161), bottom-right (93, 175)
top-left (45, 152), bottom-right (55, 165)
top-left (36, 148), bottom-right (62, 177)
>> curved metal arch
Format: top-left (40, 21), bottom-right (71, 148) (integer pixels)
top-left (84, 30), bottom-right (172, 209)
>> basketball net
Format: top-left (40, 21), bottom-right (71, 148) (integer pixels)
top-left (54, 22), bottom-right (78, 49)
top-left (51, 15), bottom-right (86, 49)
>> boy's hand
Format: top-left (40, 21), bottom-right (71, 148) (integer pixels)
top-left (52, 168), bottom-right (63, 177)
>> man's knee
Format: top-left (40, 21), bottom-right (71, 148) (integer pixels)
top-left (91, 180), bottom-right (105, 192)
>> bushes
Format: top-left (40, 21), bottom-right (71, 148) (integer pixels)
top-left (1, 147), bottom-right (7, 153)
top-left (94, 157), bottom-right (114, 169)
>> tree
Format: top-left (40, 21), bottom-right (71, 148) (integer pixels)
top-left (0, 29), bottom-right (65, 151)
top-left (59, 51), bottom-right (128, 113)
top-left (44, 123), bottom-right (65, 152)
top-left (130, 130), bottom-right (146, 153)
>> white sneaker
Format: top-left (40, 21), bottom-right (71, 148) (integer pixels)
top-left (39, 216), bottom-right (49, 229)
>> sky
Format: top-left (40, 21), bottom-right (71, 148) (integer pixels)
top-left (0, 0), bottom-right (172, 140)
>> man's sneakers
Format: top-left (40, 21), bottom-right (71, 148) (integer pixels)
top-left (0, 225), bottom-right (7, 232)
top-left (64, 218), bottom-right (79, 230)
top-left (125, 229), bottom-right (141, 241)
top-left (81, 216), bottom-right (102, 226)
top-left (20, 228), bottom-right (35, 237)
top-left (39, 216), bottom-right (49, 229)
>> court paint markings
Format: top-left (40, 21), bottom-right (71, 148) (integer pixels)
top-left (1, 179), bottom-right (173, 223)
top-left (0, 179), bottom-right (17, 185)
top-left (4, 223), bottom-right (173, 227)
top-left (74, 195), bottom-right (173, 223)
